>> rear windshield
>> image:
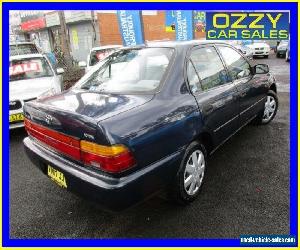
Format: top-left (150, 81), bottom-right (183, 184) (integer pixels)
top-left (76, 48), bottom-right (174, 93)
top-left (89, 48), bottom-right (118, 66)
top-left (10, 57), bottom-right (54, 82)
top-left (10, 44), bottom-right (39, 56)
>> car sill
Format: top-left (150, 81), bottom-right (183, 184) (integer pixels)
top-left (209, 114), bottom-right (257, 156)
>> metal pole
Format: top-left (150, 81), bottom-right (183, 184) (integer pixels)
top-left (139, 11), bottom-right (145, 44)
top-left (58, 11), bottom-right (72, 68)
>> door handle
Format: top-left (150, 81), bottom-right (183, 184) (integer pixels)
top-left (213, 100), bottom-right (226, 109)
top-left (240, 91), bottom-right (247, 97)
top-left (203, 100), bottom-right (225, 114)
top-left (203, 104), bottom-right (214, 113)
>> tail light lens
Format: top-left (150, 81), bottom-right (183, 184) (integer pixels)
top-left (80, 141), bottom-right (136, 173)
top-left (24, 119), bottom-right (81, 160)
top-left (25, 119), bottom-right (136, 173)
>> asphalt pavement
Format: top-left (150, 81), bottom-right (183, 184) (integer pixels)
top-left (9, 51), bottom-right (290, 239)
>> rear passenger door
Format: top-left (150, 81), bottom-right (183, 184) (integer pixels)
top-left (187, 45), bottom-right (239, 144)
top-left (217, 45), bottom-right (266, 125)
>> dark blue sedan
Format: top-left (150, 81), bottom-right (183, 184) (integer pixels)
top-left (23, 41), bottom-right (278, 211)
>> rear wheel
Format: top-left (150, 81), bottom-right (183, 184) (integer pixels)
top-left (254, 90), bottom-right (278, 125)
top-left (170, 141), bottom-right (207, 204)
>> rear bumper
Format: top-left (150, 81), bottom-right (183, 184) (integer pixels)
top-left (277, 49), bottom-right (286, 55)
top-left (23, 137), bottom-right (183, 211)
top-left (9, 109), bottom-right (24, 129)
top-left (10, 122), bottom-right (24, 129)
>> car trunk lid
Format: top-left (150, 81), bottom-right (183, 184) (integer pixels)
top-left (23, 88), bottom-right (153, 144)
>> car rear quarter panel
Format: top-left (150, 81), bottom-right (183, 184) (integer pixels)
top-left (102, 92), bottom-right (202, 170)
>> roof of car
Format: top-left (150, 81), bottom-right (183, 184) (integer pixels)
top-left (91, 45), bottom-right (122, 51)
top-left (122, 40), bottom-right (230, 50)
top-left (10, 53), bottom-right (45, 61)
top-left (9, 42), bottom-right (36, 46)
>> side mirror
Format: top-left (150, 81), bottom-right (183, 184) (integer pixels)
top-left (254, 64), bottom-right (269, 74)
top-left (78, 61), bottom-right (87, 68)
top-left (56, 68), bottom-right (64, 75)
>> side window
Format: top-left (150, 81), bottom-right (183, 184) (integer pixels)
top-left (187, 60), bottom-right (202, 93)
top-left (190, 47), bottom-right (229, 91)
top-left (218, 46), bottom-right (252, 81)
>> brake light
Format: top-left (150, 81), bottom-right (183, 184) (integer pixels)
top-left (80, 141), bottom-right (136, 173)
top-left (25, 119), bottom-right (136, 173)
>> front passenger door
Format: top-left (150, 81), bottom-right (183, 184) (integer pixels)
top-left (218, 46), bottom-right (266, 125)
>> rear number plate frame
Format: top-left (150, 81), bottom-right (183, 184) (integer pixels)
top-left (47, 165), bottom-right (67, 188)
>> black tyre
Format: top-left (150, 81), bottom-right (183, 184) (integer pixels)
top-left (254, 90), bottom-right (278, 125)
top-left (276, 53), bottom-right (280, 58)
top-left (170, 141), bottom-right (207, 204)
top-left (264, 55), bottom-right (269, 58)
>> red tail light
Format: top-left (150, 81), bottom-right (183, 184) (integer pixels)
top-left (81, 151), bottom-right (136, 173)
top-left (80, 140), bottom-right (136, 173)
top-left (24, 119), bottom-right (81, 160)
top-left (24, 118), bottom-right (136, 173)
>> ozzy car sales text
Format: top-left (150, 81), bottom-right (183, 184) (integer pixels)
top-left (206, 12), bottom-right (289, 40)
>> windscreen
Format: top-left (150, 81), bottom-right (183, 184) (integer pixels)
top-left (279, 41), bottom-right (288, 46)
top-left (10, 57), bottom-right (54, 82)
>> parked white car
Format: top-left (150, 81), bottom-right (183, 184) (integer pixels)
top-left (79, 45), bottom-right (121, 73)
top-left (246, 42), bottom-right (270, 58)
top-left (9, 54), bottom-right (64, 129)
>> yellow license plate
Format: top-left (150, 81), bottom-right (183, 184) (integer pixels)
top-left (9, 113), bottom-right (24, 123)
top-left (47, 165), bottom-right (67, 188)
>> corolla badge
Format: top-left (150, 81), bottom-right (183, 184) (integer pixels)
top-left (45, 114), bottom-right (53, 125)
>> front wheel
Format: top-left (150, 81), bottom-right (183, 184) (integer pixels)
top-left (170, 141), bottom-right (207, 204)
top-left (254, 90), bottom-right (278, 125)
